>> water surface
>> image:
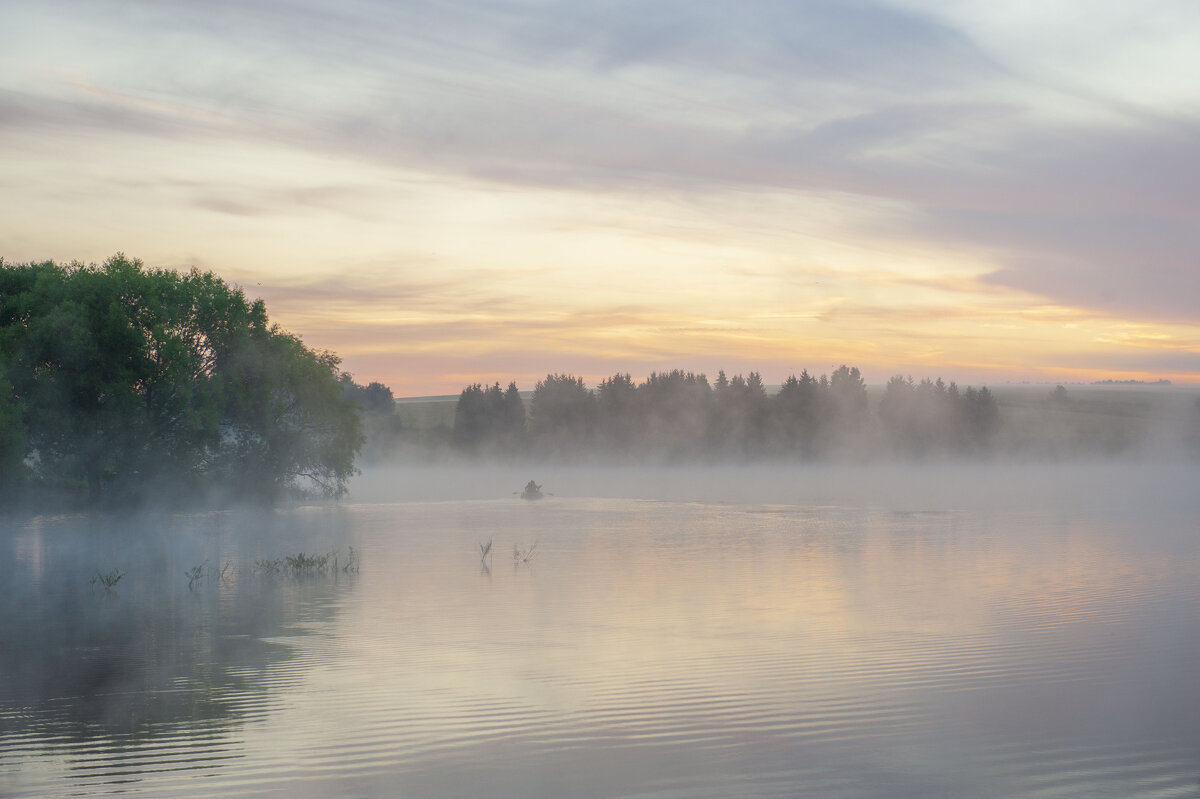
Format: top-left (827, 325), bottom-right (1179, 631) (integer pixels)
top-left (3, 464), bottom-right (1199, 797)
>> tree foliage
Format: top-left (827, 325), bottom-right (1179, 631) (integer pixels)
top-left (453, 381), bottom-right (525, 454)
top-left (638, 370), bottom-right (713, 460)
top-left (773, 370), bottom-right (822, 456)
top-left (451, 364), bottom-right (1003, 462)
top-left (341, 375), bottom-right (403, 461)
top-left (879, 376), bottom-right (999, 456)
top-left (529, 374), bottom-right (594, 456)
top-left (0, 255), bottom-right (363, 502)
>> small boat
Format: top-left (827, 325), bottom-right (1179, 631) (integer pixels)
top-left (520, 480), bottom-right (543, 501)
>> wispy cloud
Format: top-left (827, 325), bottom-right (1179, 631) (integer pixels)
top-left (3, 0), bottom-right (1199, 390)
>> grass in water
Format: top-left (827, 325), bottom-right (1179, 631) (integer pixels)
top-left (513, 542), bottom-right (537, 565)
top-left (185, 561), bottom-right (207, 588)
top-left (255, 547), bottom-right (360, 577)
top-left (90, 568), bottom-right (124, 590)
top-left (255, 557), bottom-right (282, 576)
top-left (284, 552), bottom-right (330, 574)
top-left (339, 546), bottom-right (360, 574)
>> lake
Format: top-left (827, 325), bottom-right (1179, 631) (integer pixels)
top-left (3, 463), bottom-right (1199, 797)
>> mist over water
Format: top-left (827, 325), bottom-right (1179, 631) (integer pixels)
top-left (3, 460), bottom-right (1200, 798)
top-left (350, 458), bottom-right (1200, 519)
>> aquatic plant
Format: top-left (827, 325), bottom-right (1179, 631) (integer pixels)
top-left (254, 548), bottom-right (359, 578)
top-left (284, 551), bottom-right (330, 575)
top-left (512, 541), bottom-right (537, 565)
top-left (480, 539), bottom-right (493, 562)
top-left (184, 560), bottom-right (234, 588)
top-left (185, 561), bottom-right (207, 588)
top-left (255, 557), bottom-right (283, 576)
top-left (90, 568), bottom-right (124, 590)
top-left (338, 546), bottom-right (360, 574)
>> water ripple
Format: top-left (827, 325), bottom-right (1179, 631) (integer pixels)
top-left (3, 498), bottom-right (1199, 797)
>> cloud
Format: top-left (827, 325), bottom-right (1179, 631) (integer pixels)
top-left (0, 88), bottom-right (193, 140)
top-left (4, 0), bottom-right (1200, 384)
top-left (1, 1), bottom-right (995, 184)
top-left (898, 117), bottom-right (1200, 324)
top-left (1037, 347), bottom-right (1200, 375)
top-left (495, 0), bottom-right (988, 81)
top-left (251, 268), bottom-right (534, 319)
top-left (193, 196), bottom-right (265, 218)
top-left (189, 183), bottom-right (395, 221)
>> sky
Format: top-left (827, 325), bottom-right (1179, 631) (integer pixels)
top-left (2, 0), bottom-right (1199, 396)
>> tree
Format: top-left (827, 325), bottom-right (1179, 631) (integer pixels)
top-left (500, 381), bottom-right (527, 449)
top-left (453, 383), bottom-right (488, 450)
top-left (821, 365), bottom-right (869, 454)
top-left (0, 375), bottom-right (25, 498)
top-left (878, 374), bottom-right (917, 454)
top-left (829, 365), bottom-right (867, 416)
top-left (962, 386), bottom-right (1000, 450)
top-left (452, 380), bottom-right (525, 454)
top-left (2, 257), bottom-right (217, 495)
top-left (638, 370), bottom-right (711, 460)
top-left (711, 371), bottom-right (765, 457)
top-left (215, 325), bottom-right (362, 497)
top-left (342, 378), bottom-right (396, 415)
top-left (773, 370), bottom-right (821, 457)
top-left (596, 373), bottom-right (638, 452)
top-left (879, 375), bottom-right (969, 456)
top-left (342, 376), bottom-right (403, 461)
top-left (0, 255), bottom-right (362, 502)
top-left (529, 374), bottom-right (594, 456)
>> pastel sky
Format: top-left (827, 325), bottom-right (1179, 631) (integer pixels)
top-left (3, 1), bottom-right (1199, 395)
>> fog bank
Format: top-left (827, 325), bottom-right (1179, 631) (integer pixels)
top-left (347, 459), bottom-right (1200, 519)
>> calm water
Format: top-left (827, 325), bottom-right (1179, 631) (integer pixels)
top-left (3, 464), bottom-right (1200, 798)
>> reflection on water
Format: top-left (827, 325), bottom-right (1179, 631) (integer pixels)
top-left (3, 476), bottom-right (1200, 798)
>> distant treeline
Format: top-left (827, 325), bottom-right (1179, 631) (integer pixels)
top-left (1092, 379), bottom-right (1171, 385)
top-left (452, 367), bottom-right (1000, 460)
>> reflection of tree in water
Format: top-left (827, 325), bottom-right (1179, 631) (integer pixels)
top-left (0, 511), bottom-right (356, 745)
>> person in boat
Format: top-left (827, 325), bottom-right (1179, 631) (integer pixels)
top-left (524, 480), bottom-right (541, 494)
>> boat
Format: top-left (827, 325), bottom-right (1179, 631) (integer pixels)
top-left (521, 480), bottom-right (543, 501)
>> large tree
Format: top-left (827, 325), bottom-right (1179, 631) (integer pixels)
top-left (0, 255), bottom-right (362, 502)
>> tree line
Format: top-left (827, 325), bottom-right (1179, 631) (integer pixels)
top-left (454, 366), bottom-right (1000, 460)
top-left (1, 255), bottom-right (367, 504)
top-left (0, 254), bottom-right (1007, 504)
